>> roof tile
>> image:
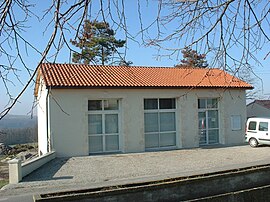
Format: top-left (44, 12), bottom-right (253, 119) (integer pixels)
top-left (38, 63), bottom-right (253, 89)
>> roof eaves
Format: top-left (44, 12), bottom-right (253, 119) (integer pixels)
top-left (34, 68), bottom-right (41, 97)
top-left (45, 85), bottom-right (252, 90)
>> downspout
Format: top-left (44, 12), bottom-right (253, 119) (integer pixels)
top-left (46, 87), bottom-right (51, 153)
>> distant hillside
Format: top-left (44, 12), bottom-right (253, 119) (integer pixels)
top-left (0, 115), bottom-right (37, 129)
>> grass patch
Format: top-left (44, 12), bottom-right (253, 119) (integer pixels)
top-left (0, 180), bottom-right (8, 189)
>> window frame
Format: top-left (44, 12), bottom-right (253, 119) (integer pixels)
top-left (88, 99), bottom-right (120, 154)
top-left (198, 98), bottom-right (219, 110)
top-left (198, 98), bottom-right (219, 145)
top-left (231, 115), bottom-right (242, 131)
top-left (144, 98), bottom-right (177, 150)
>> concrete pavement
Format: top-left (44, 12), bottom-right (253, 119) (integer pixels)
top-left (1, 144), bottom-right (270, 201)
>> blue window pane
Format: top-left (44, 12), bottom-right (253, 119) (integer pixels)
top-left (144, 99), bottom-right (158, 110)
top-left (88, 100), bottom-right (102, 110)
top-left (198, 99), bottom-right (206, 109)
top-left (105, 135), bottom-right (119, 151)
top-left (89, 136), bottom-right (103, 153)
top-left (159, 99), bottom-right (175, 109)
top-left (144, 113), bottom-right (158, 132)
top-left (105, 114), bottom-right (118, 133)
top-left (208, 129), bottom-right (219, 144)
top-left (160, 133), bottom-right (176, 147)
top-left (104, 99), bottom-right (119, 110)
top-left (208, 110), bottom-right (219, 129)
top-left (88, 114), bottom-right (102, 134)
top-left (160, 112), bottom-right (176, 132)
top-left (199, 130), bottom-right (207, 145)
top-left (145, 133), bottom-right (159, 148)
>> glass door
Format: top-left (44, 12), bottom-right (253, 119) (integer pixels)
top-left (198, 98), bottom-right (219, 145)
top-left (88, 99), bottom-right (120, 154)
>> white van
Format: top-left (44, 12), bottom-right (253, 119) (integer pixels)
top-left (245, 117), bottom-right (270, 147)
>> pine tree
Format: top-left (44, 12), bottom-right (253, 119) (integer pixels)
top-left (70, 20), bottom-right (127, 65)
top-left (176, 47), bottom-right (208, 68)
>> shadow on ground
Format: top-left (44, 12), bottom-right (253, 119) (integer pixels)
top-left (22, 158), bottom-right (73, 182)
top-left (199, 143), bottom-right (249, 149)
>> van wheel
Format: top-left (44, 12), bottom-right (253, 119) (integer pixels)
top-left (249, 138), bottom-right (258, 148)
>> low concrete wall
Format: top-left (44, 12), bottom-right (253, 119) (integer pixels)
top-left (9, 151), bottom-right (56, 184)
top-left (33, 164), bottom-right (270, 202)
top-left (189, 184), bottom-right (270, 201)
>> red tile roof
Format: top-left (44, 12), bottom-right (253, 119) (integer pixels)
top-left (36, 63), bottom-right (252, 90)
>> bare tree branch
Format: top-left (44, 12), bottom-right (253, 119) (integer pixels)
top-left (0, 0), bottom-right (269, 118)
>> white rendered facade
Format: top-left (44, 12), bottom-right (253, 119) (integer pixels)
top-left (36, 84), bottom-right (247, 157)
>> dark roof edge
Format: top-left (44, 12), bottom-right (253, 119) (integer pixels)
top-left (46, 85), bottom-right (253, 90)
top-left (247, 100), bottom-right (270, 109)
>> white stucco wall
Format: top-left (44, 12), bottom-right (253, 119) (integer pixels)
top-left (37, 80), bottom-right (48, 156)
top-left (221, 90), bottom-right (247, 144)
top-left (44, 88), bottom-right (247, 157)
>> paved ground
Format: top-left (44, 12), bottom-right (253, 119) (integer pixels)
top-left (1, 144), bottom-right (270, 200)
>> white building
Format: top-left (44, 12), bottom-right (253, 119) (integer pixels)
top-left (247, 100), bottom-right (270, 118)
top-left (34, 63), bottom-right (252, 157)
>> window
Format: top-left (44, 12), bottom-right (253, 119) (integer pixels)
top-left (88, 100), bottom-right (102, 110)
top-left (88, 99), bottom-right (120, 154)
top-left (198, 98), bottom-right (218, 109)
top-left (144, 98), bottom-right (176, 149)
top-left (198, 98), bottom-right (219, 145)
top-left (259, 122), bottom-right (268, 131)
top-left (248, 121), bottom-right (257, 131)
top-left (144, 98), bottom-right (175, 110)
top-left (231, 115), bottom-right (242, 131)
